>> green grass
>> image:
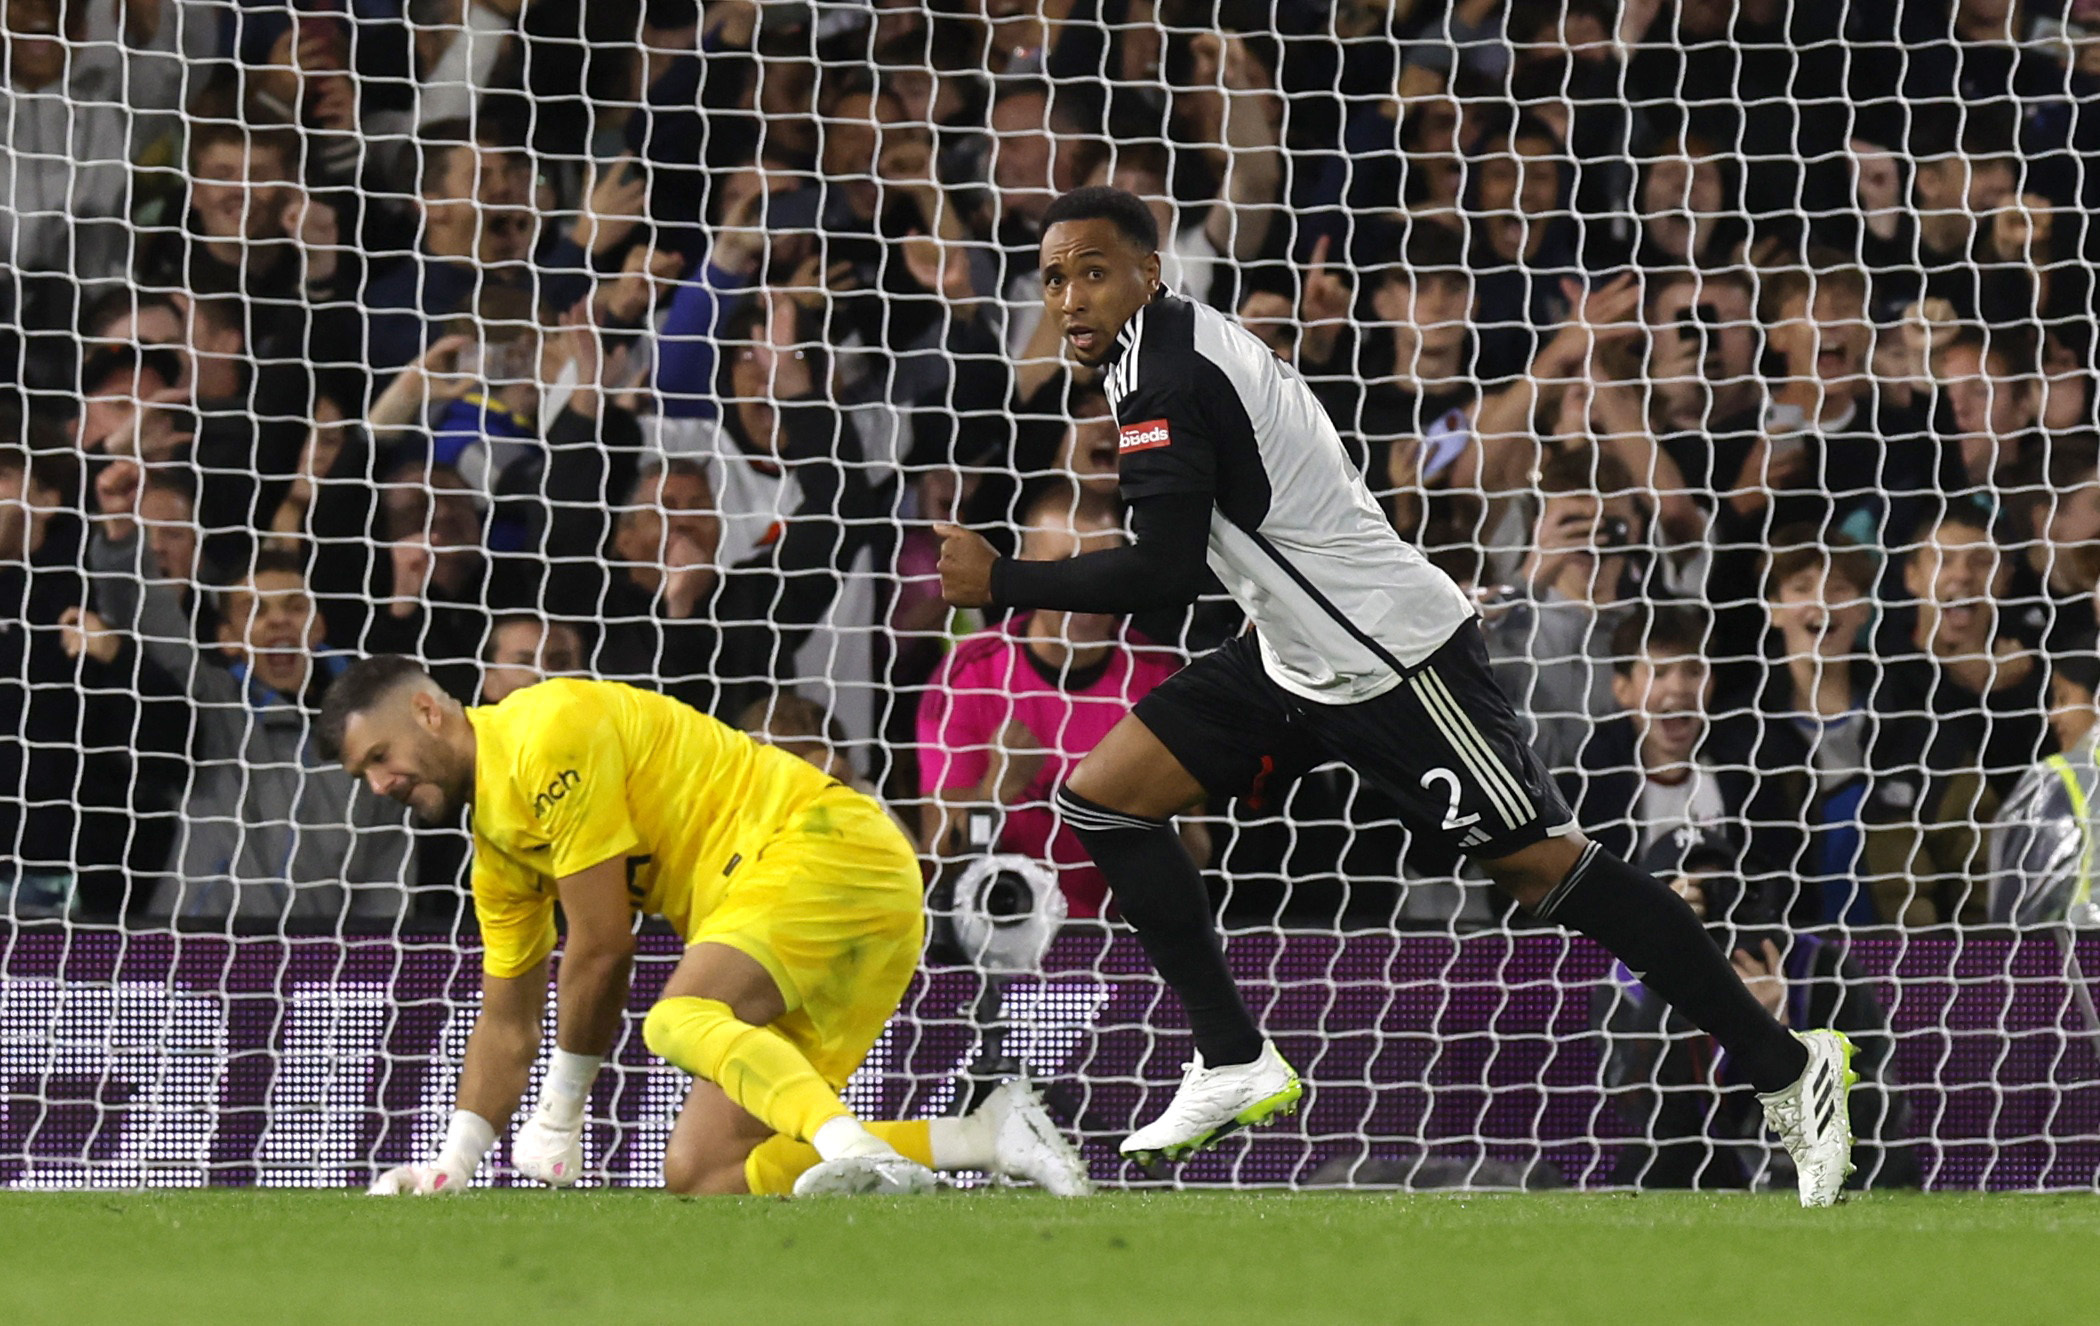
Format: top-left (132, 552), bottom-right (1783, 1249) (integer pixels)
top-left (1, 1189), bottom-right (2095, 1325)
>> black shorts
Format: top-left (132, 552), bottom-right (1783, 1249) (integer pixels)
top-left (1132, 620), bottom-right (1575, 859)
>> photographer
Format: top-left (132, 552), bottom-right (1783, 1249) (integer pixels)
top-left (1481, 447), bottom-right (1654, 772)
top-left (1590, 827), bottom-right (1919, 1193)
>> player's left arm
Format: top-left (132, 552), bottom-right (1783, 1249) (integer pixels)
top-left (551, 855), bottom-right (638, 1059)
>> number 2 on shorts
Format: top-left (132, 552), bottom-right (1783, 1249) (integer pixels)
top-left (1419, 766), bottom-right (1481, 832)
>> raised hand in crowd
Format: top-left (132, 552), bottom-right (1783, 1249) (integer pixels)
top-left (711, 183), bottom-right (769, 280)
top-left (1297, 235), bottom-right (1352, 371)
top-left (574, 156), bottom-right (652, 260)
top-left (782, 251), bottom-right (863, 317)
top-left (1731, 939), bottom-right (1790, 1025)
top-left (92, 457), bottom-right (143, 546)
top-left (901, 231), bottom-right (977, 307)
top-left (597, 246), bottom-right (687, 327)
top-left (388, 532), bottom-right (435, 620)
top-left (368, 333), bottom-right (476, 433)
top-left (58, 606), bottom-right (121, 667)
top-left (660, 527), bottom-right (720, 622)
top-left (281, 190), bottom-right (343, 295)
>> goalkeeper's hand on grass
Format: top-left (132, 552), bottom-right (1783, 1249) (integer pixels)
top-left (367, 1110), bottom-right (495, 1196)
top-left (511, 1104), bottom-right (585, 1187)
top-left (367, 1161), bottom-right (471, 1195)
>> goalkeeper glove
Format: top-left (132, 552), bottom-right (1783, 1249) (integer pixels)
top-left (511, 1049), bottom-right (601, 1188)
top-left (368, 1110), bottom-right (495, 1196)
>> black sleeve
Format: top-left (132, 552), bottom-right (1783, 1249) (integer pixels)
top-left (989, 489), bottom-right (1211, 613)
top-left (1111, 372), bottom-right (1219, 504)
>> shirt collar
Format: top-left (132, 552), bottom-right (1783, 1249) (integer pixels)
top-left (1097, 287), bottom-right (1169, 369)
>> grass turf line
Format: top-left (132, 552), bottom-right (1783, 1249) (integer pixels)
top-left (1, 1190), bottom-right (2094, 1325)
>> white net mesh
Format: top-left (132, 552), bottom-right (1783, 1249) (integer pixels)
top-left (2, 0), bottom-right (2098, 1191)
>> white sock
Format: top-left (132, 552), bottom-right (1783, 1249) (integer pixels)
top-left (812, 1115), bottom-right (894, 1162)
top-left (537, 1049), bottom-right (603, 1126)
top-left (928, 1115), bottom-right (996, 1172)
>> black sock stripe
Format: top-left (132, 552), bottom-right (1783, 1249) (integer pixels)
top-left (1054, 786), bottom-right (1169, 833)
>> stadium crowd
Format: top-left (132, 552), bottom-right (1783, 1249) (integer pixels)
top-left (2, 0), bottom-right (2098, 943)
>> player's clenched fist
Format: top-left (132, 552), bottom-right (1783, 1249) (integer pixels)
top-left (511, 1109), bottom-right (585, 1187)
top-left (934, 523), bottom-right (998, 608)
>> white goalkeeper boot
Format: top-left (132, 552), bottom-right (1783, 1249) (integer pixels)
top-left (1120, 1040), bottom-right (1302, 1166)
top-left (1758, 1029), bottom-right (1859, 1208)
top-left (980, 1080), bottom-right (1093, 1196)
top-left (792, 1121), bottom-right (937, 1198)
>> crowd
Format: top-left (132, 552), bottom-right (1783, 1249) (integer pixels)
top-left (2, 0), bottom-right (2098, 945)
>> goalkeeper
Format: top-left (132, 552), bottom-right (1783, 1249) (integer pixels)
top-left (318, 658), bottom-right (1088, 1198)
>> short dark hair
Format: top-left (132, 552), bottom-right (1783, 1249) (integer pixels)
top-left (1041, 186), bottom-right (1159, 254)
top-left (1611, 602), bottom-right (1710, 675)
top-left (315, 655), bottom-right (432, 763)
top-left (245, 548), bottom-right (309, 584)
top-left (1537, 445), bottom-right (1635, 499)
top-left (1373, 223), bottom-right (1468, 292)
top-left (1766, 526), bottom-right (1876, 599)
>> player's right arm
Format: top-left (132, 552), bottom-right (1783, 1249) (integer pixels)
top-left (935, 487), bottom-right (1213, 613)
top-left (367, 959), bottom-right (547, 1196)
top-left (939, 355), bottom-right (1221, 612)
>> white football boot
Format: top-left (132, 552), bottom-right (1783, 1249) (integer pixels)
top-left (981, 1080), bottom-right (1093, 1196)
top-left (1120, 1040), bottom-right (1303, 1166)
top-left (1758, 1028), bottom-right (1859, 1208)
top-left (791, 1151), bottom-right (938, 1197)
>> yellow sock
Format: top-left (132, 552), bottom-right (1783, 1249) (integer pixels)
top-left (641, 996), bottom-right (851, 1144)
top-left (744, 1121), bottom-right (934, 1196)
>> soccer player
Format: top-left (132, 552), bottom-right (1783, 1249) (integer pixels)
top-left (934, 186), bottom-right (1859, 1207)
top-left (320, 659), bottom-right (1088, 1198)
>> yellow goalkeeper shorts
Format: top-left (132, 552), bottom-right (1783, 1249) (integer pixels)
top-left (685, 788), bottom-right (926, 1089)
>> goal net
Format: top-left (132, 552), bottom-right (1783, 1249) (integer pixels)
top-left (2, 0), bottom-right (2097, 1192)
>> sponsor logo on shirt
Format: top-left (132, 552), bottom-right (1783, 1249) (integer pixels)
top-left (531, 769), bottom-right (582, 818)
top-left (1119, 418), bottom-right (1172, 453)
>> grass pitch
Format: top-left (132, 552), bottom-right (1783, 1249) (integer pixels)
top-left (2, 1189), bottom-right (2094, 1325)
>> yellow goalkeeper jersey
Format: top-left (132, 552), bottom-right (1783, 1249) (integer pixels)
top-left (464, 678), bottom-right (844, 978)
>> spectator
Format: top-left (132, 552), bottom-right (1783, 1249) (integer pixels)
top-left (112, 549), bottom-right (413, 924)
top-left (1628, 135), bottom-right (1748, 275)
top-left (1711, 262), bottom-right (1938, 600)
top-left (917, 485), bottom-right (1190, 917)
top-left (359, 118), bottom-right (563, 373)
top-left (1483, 447), bottom-right (1653, 772)
top-left (658, 292), bottom-right (882, 715)
top-left (364, 465), bottom-right (494, 704)
top-left (975, 78), bottom-right (1101, 356)
top-left (1464, 114), bottom-right (1581, 384)
top-left (0, 0), bottom-right (158, 326)
top-left (68, 343), bottom-right (185, 457)
top-left (1317, 224), bottom-right (1475, 513)
top-left (2011, 437), bottom-right (2100, 654)
top-left (1745, 532), bottom-right (1881, 924)
top-left (1560, 604), bottom-right (1758, 871)
top-left (598, 455), bottom-right (753, 716)
top-left (1865, 502), bottom-right (2055, 925)
top-left (1590, 827), bottom-right (1918, 1192)
top-left (1643, 268), bottom-right (1761, 502)
top-left (1990, 639), bottom-right (2100, 925)
top-left (479, 612), bottom-right (583, 704)
top-left (1932, 325), bottom-right (2043, 495)
top-left (3, 443), bottom-right (170, 920)
top-left (1101, 33), bottom-right (1283, 311)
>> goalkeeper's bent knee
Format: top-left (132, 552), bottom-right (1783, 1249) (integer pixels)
top-left (642, 995), bottom-right (851, 1144)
